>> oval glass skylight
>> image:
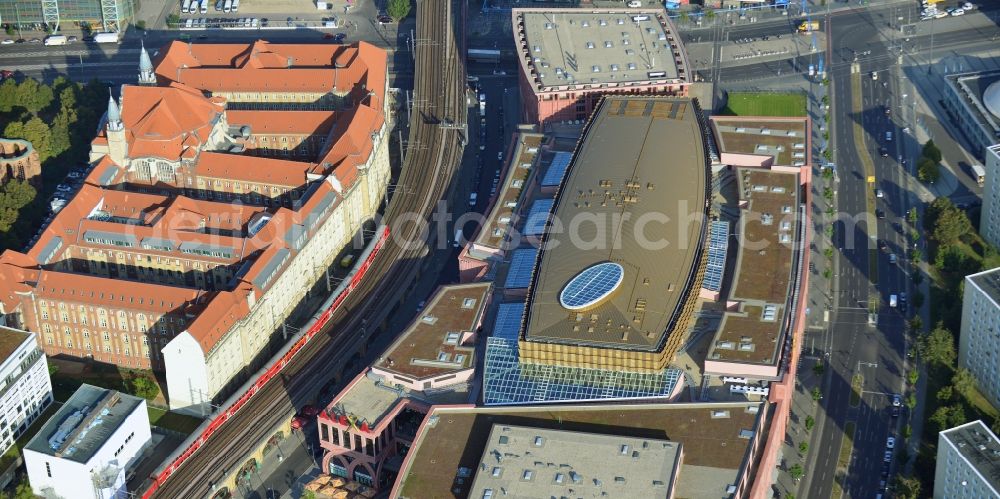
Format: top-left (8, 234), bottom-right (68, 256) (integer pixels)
top-left (559, 262), bottom-right (624, 310)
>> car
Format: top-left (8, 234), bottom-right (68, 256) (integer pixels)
top-left (884, 450), bottom-right (892, 463)
top-left (416, 300), bottom-right (426, 311)
top-left (14, 39), bottom-right (25, 44)
top-left (497, 152), bottom-right (504, 161)
top-left (67, 35), bottom-right (77, 42)
top-left (28, 38), bottom-right (40, 44)
top-left (899, 292), bottom-right (907, 303)
top-left (879, 147), bottom-right (888, 158)
top-left (0, 70), bottom-right (13, 79)
top-left (878, 239), bottom-right (887, 251)
top-left (899, 301), bottom-right (907, 313)
top-left (876, 189), bottom-right (884, 198)
top-left (56, 184), bottom-right (73, 192)
top-left (876, 209), bottom-right (885, 219)
top-left (963, 2), bottom-right (976, 10)
top-left (261, 18), bottom-right (269, 26)
top-left (215, 0), bottom-right (223, 9)
top-left (67, 172), bottom-right (82, 179)
top-left (892, 394), bottom-right (902, 407)
top-left (886, 437), bottom-right (895, 449)
top-left (377, 14), bottom-right (393, 24)
top-left (889, 253), bottom-right (897, 264)
top-left (301, 405), bottom-right (320, 417)
top-left (323, 32), bottom-right (335, 39)
top-left (0, 39), bottom-right (13, 45)
top-left (950, 8), bottom-right (965, 15)
top-left (934, 11), bottom-right (949, 18)
top-left (884, 106), bottom-right (891, 116)
top-left (871, 71), bottom-right (878, 81)
top-left (891, 405), bottom-right (901, 417)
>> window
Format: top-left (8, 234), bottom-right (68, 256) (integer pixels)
top-left (45, 462), bottom-right (51, 478)
top-left (41, 310), bottom-right (49, 320)
top-left (445, 332), bottom-right (460, 345)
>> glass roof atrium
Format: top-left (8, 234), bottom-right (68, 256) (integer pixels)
top-left (558, 262), bottom-right (624, 310)
top-left (482, 302), bottom-right (683, 405)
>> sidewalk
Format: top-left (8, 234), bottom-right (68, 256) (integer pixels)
top-left (240, 429), bottom-right (320, 499)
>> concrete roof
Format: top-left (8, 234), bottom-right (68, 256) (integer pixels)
top-left (471, 131), bottom-right (543, 254)
top-left (513, 9), bottom-right (687, 91)
top-left (968, 267), bottom-right (1000, 307)
top-left (330, 371), bottom-right (470, 430)
top-left (945, 70), bottom-right (1000, 139)
top-left (375, 282), bottom-right (491, 380)
top-left (939, 420), bottom-right (1000, 495)
top-left (524, 96), bottom-right (709, 352)
top-left (394, 402), bottom-right (763, 499)
top-left (25, 384), bottom-right (144, 464)
top-left (467, 424), bottom-right (681, 498)
top-left (711, 117), bottom-right (810, 167)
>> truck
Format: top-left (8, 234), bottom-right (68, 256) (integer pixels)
top-left (223, 0), bottom-right (231, 12)
top-left (92, 32), bottom-right (119, 44)
top-left (182, 0), bottom-right (191, 13)
top-left (972, 163), bottom-right (986, 186)
top-left (200, 0), bottom-right (208, 13)
top-left (316, 0), bottom-right (329, 9)
top-left (43, 35), bottom-right (67, 46)
top-left (232, 0), bottom-right (239, 12)
top-left (797, 21), bottom-right (819, 33)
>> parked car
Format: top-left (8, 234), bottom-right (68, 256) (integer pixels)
top-left (0, 70), bottom-right (13, 79)
top-left (290, 415), bottom-right (310, 430)
top-left (886, 437), bottom-right (895, 449)
top-left (67, 35), bottom-right (78, 42)
top-left (892, 394), bottom-right (902, 407)
top-left (875, 188), bottom-right (884, 198)
top-left (883, 451), bottom-right (892, 463)
top-left (0, 39), bottom-right (14, 45)
top-left (377, 14), bottom-right (393, 24)
top-left (301, 405), bottom-right (320, 417)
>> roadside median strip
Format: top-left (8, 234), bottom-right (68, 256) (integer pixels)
top-left (850, 374), bottom-right (863, 407)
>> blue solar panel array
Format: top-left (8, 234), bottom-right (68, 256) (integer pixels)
top-left (559, 262), bottom-right (624, 310)
top-left (703, 221), bottom-right (730, 292)
top-left (504, 248), bottom-right (538, 289)
top-left (541, 152), bottom-right (573, 188)
top-left (492, 302), bottom-right (526, 341)
top-left (483, 337), bottom-right (683, 405)
top-left (523, 199), bottom-right (554, 236)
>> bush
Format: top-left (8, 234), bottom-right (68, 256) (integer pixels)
top-left (805, 416), bottom-right (815, 431)
top-left (127, 376), bottom-right (160, 400)
top-left (788, 463), bottom-right (804, 481)
top-left (135, 20), bottom-right (146, 30)
top-left (811, 387), bottom-right (822, 401)
top-left (387, 0), bottom-right (411, 21)
top-left (922, 140), bottom-right (942, 163)
top-left (799, 441), bottom-right (809, 454)
top-left (917, 157), bottom-right (940, 183)
top-left (167, 13), bottom-right (181, 26)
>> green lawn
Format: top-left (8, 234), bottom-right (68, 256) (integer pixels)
top-left (148, 406), bottom-right (203, 435)
top-left (721, 92), bottom-right (808, 117)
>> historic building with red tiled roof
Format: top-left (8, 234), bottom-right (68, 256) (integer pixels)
top-left (0, 41), bottom-right (391, 415)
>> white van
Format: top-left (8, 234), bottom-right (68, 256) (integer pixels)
top-left (44, 35), bottom-right (67, 46)
top-left (889, 295), bottom-right (898, 308)
top-left (469, 193), bottom-right (478, 206)
top-left (627, 0), bottom-right (642, 6)
top-left (232, 0), bottom-right (239, 12)
top-left (223, 0), bottom-right (231, 12)
top-left (885, 131), bottom-right (892, 142)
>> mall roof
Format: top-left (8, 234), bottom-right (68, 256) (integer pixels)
top-left (471, 131), bottom-right (543, 253)
top-left (513, 9), bottom-right (688, 92)
top-left (24, 384), bottom-right (144, 464)
top-left (375, 282), bottom-right (491, 380)
top-left (466, 424), bottom-right (681, 498)
top-left (524, 96), bottom-right (709, 352)
top-left (711, 116), bottom-right (810, 167)
top-left (394, 402), bottom-right (763, 499)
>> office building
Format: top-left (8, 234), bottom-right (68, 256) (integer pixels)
top-left (0, 41), bottom-right (391, 415)
top-left (23, 384), bottom-right (151, 499)
top-left (934, 420), bottom-right (1000, 498)
top-left (960, 267), bottom-right (1000, 408)
top-left (512, 9), bottom-right (690, 128)
top-left (0, 327), bottom-right (52, 454)
top-left (979, 145), bottom-right (1000, 248)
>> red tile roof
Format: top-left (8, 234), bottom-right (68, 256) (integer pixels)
top-left (194, 151), bottom-right (314, 187)
top-left (225, 110), bottom-right (338, 136)
top-left (120, 83), bottom-right (225, 161)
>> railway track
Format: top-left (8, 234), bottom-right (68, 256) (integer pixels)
top-left (145, 0), bottom-right (466, 496)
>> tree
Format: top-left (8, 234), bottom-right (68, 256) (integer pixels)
top-left (907, 207), bottom-right (919, 225)
top-left (813, 362), bottom-right (826, 377)
top-left (16, 78), bottom-right (53, 115)
top-left (894, 475), bottom-right (921, 499)
top-left (167, 13), bottom-right (181, 26)
top-left (135, 20), bottom-right (147, 30)
top-left (387, 0), bottom-right (411, 22)
top-left (5, 117), bottom-right (52, 161)
top-left (932, 206), bottom-right (972, 244)
top-left (917, 156), bottom-right (940, 183)
top-left (906, 393), bottom-right (917, 410)
top-left (811, 387), bottom-right (822, 401)
top-left (804, 416), bottom-right (815, 431)
top-left (0, 78), bottom-right (18, 113)
top-left (799, 441), bottom-right (809, 454)
top-left (922, 140), bottom-right (942, 163)
top-left (13, 479), bottom-right (33, 499)
top-left (705, 9), bottom-right (716, 20)
top-left (930, 405), bottom-right (966, 431)
top-left (953, 368), bottom-right (977, 401)
top-left (788, 463), bottom-right (804, 481)
top-left (908, 316), bottom-right (923, 333)
top-left (907, 369), bottom-right (919, 386)
top-left (127, 376), bottom-right (160, 400)
top-left (920, 324), bottom-right (956, 367)
top-left (0, 180), bottom-right (37, 233)
top-left (937, 385), bottom-right (954, 402)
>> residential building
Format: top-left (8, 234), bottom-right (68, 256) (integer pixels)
top-left (512, 9), bottom-right (690, 128)
top-left (960, 267), bottom-right (1000, 408)
top-left (0, 0), bottom-right (134, 32)
top-left (391, 402), bottom-right (769, 499)
top-left (317, 282), bottom-right (491, 491)
top-left (0, 138), bottom-right (41, 187)
top-left (457, 126), bottom-right (544, 282)
top-left (934, 420), bottom-right (1000, 498)
top-left (0, 41), bottom-right (391, 415)
top-left (942, 71), bottom-right (1000, 161)
top-left (0, 327), bottom-right (52, 454)
top-left (980, 144), bottom-right (1000, 248)
top-left (23, 384), bottom-right (151, 499)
